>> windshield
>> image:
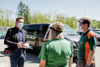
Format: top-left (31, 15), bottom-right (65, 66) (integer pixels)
top-left (44, 24), bottom-right (78, 41)
top-left (63, 24), bottom-right (77, 35)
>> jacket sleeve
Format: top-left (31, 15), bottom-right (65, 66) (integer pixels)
top-left (4, 28), bottom-right (18, 47)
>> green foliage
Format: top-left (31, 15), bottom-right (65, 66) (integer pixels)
top-left (16, 1), bottom-right (31, 24)
top-left (24, 5), bottom-right (30, 24)
top-left (53, 14), bottom-right (77, 29)
top-left (0, 9), bottom-right (3, 13)
top-left (31, 13), bottom-right (52, 24)
top-left (1, 2), bottom-right (100, 30)
top-left (91, 20), bottom-right (97, 28)
top-left (0, 9), bottom-right (15, 27)
top-left (17, 1), bottom-right (25, 17)
top-left (91, 20), bottom-right (100, 29)
top-left (97, 21), bottom-right (100, 28)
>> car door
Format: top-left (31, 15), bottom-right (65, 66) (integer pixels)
top-left (39, 24), bottom-right (49, 47)
top-left (27, 24), bottom-right (41, 47)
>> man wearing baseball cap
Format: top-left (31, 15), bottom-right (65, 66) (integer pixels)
top-left (76, 18), bottom-right (97, 67)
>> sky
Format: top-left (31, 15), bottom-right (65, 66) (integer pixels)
top-left (0, 0), bottom-right (100, 20)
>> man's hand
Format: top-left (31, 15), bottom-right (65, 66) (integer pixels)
top-left (86, 50), bottom-right (95, 65)
top-left (17, 43), bottom-right (24, 48)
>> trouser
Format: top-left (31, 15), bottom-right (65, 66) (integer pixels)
top-left (76, 61), bottom-right (95, 67)
top-left (10, 52), bottom-right (26, 67)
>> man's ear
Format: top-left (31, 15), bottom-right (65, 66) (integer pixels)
top-left (85, 24), bottom-right (88, 27)
top-left (16, 21), bottom-right (17, 24)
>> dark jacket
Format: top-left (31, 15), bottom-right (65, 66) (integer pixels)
top-left (4, 27), bottom-right (27, 51)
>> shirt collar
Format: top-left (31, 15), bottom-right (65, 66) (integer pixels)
top-left (83, 29), bottom-right (91, 35)
top-left (15, 27), bottom-right (22, 32)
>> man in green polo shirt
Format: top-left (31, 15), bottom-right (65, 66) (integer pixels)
top-left (76, 18), bottom-right (97, 67)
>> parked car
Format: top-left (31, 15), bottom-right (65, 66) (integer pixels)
top-left (92, 29), bottom-right (100, 46)
top-left (23, 23), bottom-right (80, 62)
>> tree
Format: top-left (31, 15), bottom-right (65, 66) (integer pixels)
top-left (17, 1), bottom-right (30, 24)
top-left (0, 9), bottom-right (15, 27)
top-left (31, 13), bottom-right (52, 24)
top-left (24, 5), bottom-right (30, 24)
top-left (65, 17), bottom-right (77, 29)
top-left (0, 9), bottom-right (4, 27)
top-left (16, 1), bottom-right (25, 17)
top-left (4, 10), bottom-right (13, 27)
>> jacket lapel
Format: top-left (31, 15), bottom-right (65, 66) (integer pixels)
top-left (16, 33), bottom-right (19, 42)
top-left (14, 27), bottom-right (19, 42)
top-left (22, 29), bottom-right (25, 43)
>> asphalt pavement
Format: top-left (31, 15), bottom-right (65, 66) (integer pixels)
top-left (0, 39), bottom-right (100, 67)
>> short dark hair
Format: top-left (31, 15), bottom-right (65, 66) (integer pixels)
top-left (16, 17), bottom-right (24, 22)
top-left (80, 18), bottom-right (91, 27)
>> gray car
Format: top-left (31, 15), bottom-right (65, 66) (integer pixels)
top-left (92, 29), bottom-right (100, 46)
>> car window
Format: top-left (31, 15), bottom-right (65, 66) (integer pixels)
top-left (23, 25), bottom-right (29, 31)
top-left (41, 25), bottom-right (49, 37)
top-left (63, 24), bottom-right (77, 35)
top-left (23, 24), bottom-right (40, 35)
top-left (28, 25), bottom-right (41, 30)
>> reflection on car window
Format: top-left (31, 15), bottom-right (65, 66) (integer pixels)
top-left (63, 24), bottom-right (77, 35)
top-left (23, 24), bottom-right (40, 34)
top-left (41, 25), bottom-right (49, 36)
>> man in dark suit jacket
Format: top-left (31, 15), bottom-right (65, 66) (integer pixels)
top-left (4, 17), bottom-right (27, 67)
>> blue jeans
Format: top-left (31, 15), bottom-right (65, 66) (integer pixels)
top-left (10, 52), bottom-right (26, 67)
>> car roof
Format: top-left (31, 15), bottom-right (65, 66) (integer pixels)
top-left (24, 23), bottom-right (50, 25)
top-left (92, 29), bottom-right (100, 31)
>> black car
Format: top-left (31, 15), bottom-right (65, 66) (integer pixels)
top-left (23, 23), bottom-right (80, 62)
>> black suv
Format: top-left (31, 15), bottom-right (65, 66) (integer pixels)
top-left (23, 23), bottom-right (80, 62)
